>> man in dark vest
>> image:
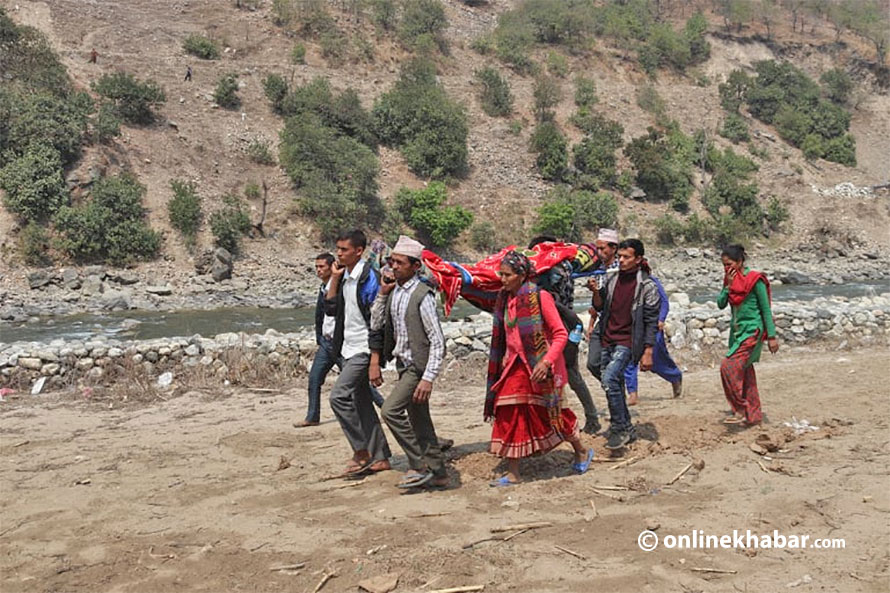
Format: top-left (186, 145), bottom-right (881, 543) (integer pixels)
top-left (369, 235), bottom-right (448, 489)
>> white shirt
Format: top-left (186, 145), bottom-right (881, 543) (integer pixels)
top-left (321, 278), bottom-right (335, 340)
top-left (341, 259), bottom-right (370, 360)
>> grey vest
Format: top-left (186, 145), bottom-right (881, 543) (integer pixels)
top-left (382, 282), bottom-right (436, 374)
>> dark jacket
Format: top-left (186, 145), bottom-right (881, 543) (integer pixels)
top-left (593, 268), bottom-right (660, 364)
top-left (370, 282), bottom-right (442, 374)
top-left (323, 261), bottom-right (380, 358)
top-left (314, 285), bottom-right (326, 345)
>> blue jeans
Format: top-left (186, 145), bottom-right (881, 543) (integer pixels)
top-left (600, 344), bottom-right (634, 434)
top-left (624, 332), bottom-right (683, 393)
top-left (306, 337), bottom-right (383, 423)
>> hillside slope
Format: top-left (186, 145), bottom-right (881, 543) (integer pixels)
top-left (1, 0), bottom-right (888, 282)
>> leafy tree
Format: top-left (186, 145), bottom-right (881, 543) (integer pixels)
top-left (92, 72), bottom-right (166, 125)
top-left (20, 221), bottom-right (52, 266)
top-left (262, 74), bottom-right (288, 113)
top-left (820, 68), bottom-right (853, 105)
top-left (394, 182), bottom-right (473, 249)
top-left (214, 73), bottom-right (240, 109)
top-left (399, 0), bottom-right (448, 51)
top-left (533, 187), bottom-right (618, 243)
top-left (624, 126), bottom-right (693, 212)
top-left (54, 173), bottom-right (161, 264)
top-left (533, 74), bottom-right (562, 122)
top-left (3, 91), bottom-right (91, 166)
top-left (168, 179), bottom-right (203, 246)
top-left (571, 114), bottom-right (623, 189)
top-left (0, 143), bottom-right (68, 222)
top-left (720, 112), bottom-right (750, 143)
top-left (530, 121), bottom-right (567, 181)
top-left (209, 193), bottom-right (252, 254)
top-left (573, 76), bottom-right (597, 108)
top-left (718, 70), bottom-right (751, 113)
top-left (183, 34), bottom-right (220, 59)
top-left (475, 67), bottom-right (513, 117)
top-left (373, 58), bottom-right (468, 179)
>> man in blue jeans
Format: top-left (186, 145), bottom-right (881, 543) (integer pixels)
top-left (591, 239), bottom-right (661, 450)
top-left (624, 274), bottom-right (683, 405)
top-left (295, 252), bottom-right (383, 428)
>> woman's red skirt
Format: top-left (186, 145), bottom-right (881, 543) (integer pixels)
top-left (490, 361), bottom-right (578, 459)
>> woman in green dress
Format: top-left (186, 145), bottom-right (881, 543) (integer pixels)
top-left (717, 244), bottom-right (779, 426)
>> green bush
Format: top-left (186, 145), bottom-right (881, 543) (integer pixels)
top-left (262, 74), bottom-right (288, 113)
top-left (319, 29), bottom-right (348, 65)
top-left (821, 68), bottom-right (852, 104)
top-left (684, 11), bottom-right (711, 63)
top-left (0, 143), bottom-right (68, 222)
top-left (168, 179), bottom-right (202, 245)
top-left (244, 181), bottom-right (261, 201)
top-left (92, 72), bottom-right (166, 125)
top-left (354, 35), bottom-right (375, 62)
top-left (54, 172), bottom-right (161, 264)
top-left (209, 193), bottom-right (252, 254)
top-left (801, 133), bottom-right (825, 160)
top-left (530, 121), bottom-right (567, 181)
top-left (638, 22), bottom-right (691, 75)
top-left (573, 76), bottom-right (597, 108)
top-left (822, 134), bottom-right (856, 166)
top-left (281, 77), bottom-right (376, 147)
top-left (653, 213), bottom-right (683, 245)
top-left (470, 220), bottom-right (498, 252)
top-left (399, 0), bottom-right (448, 51)
top-left (214, 73), bottom-right (240, 109)
top-left (718, 70), bottom-right (751, 113)
top-left (572, 115), bottom-right (623, 190)
top-left (0, 8), bottom-right (70, 93)
top-left (373, 58), bottom-right (468, 179)
top-left (546, 51), bottom-right (569, 77)
top-left (93, 103), bottom-right (122, 143)
top-left (183, 34), bottom-right (220, 59)
top-left (248, 138), bottom-right (275, 165)
top-left (394, 182), bottom-right (473, 249)
top-left (533, 74), bottom-right (562, 122)
top-left (533, 187), bottom-right (618, 243)
top-left (624, 126), bottom-right (693, 212)
top-left (20, 221), bottom-right (52, 266)
top-left (475, 67), bottom-right (513, 117)
top-left (766, 196), bottom-right (789, 231)
top-left (702, 147), bottom-right (762, 231)
top-left (636, 84), bottom-right (666, 121)
top-left (370, 0), bottom-right (398, 32)
top-left (3, 91), bottom-right (92, 167)
top-left (291, 42), bottom-right (306, 64)
top-left (719, 112), bottom-right (750, 143)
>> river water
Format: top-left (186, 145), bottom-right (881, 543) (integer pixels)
top-left (1, 281), bottom-right (887, 344)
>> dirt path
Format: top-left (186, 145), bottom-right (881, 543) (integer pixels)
top-left (1, 347), bottom-right (889, 592)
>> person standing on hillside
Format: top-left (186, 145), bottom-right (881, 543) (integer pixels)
top-left (528, 235), bottom-right (601, 435)
top-left (89, 48), bottom-right (98, 64)
top-left (326, 230), bottom-right (391, 475)
top-left (296, 252), bottom-right (384, 429)
top-left (369, 236), bottom-right (448, 490)
top-left (717, 244), bottom-right (778, 426)
top-left (184, 65), bottom-right (192, 82)
top-left (586, 228), bottom-right (620, 381)
top-left (623, 272), bottom-right (683, 405)
top-left (591, 239), bottom-right (660, 450)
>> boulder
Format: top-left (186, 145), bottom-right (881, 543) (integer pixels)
top-left (145, 285), bottom-right (173, 296)
top-left (61, 269), bottom-right (81, 289)
top-left (28, 271), bottom-right (52, 289)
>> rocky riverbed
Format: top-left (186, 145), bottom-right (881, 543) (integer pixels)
top-left (1, 245), bottom-right (887, 323)
top-left (3, 290), bottom-right (888, 392)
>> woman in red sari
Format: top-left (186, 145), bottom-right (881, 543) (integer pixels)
top-left (485, 251), bottom-right (593, 486)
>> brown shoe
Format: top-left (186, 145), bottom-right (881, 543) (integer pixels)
top-left (672, 379), bottom-right (683, 398)
top-left (293, 420), bottom-right (319, 428)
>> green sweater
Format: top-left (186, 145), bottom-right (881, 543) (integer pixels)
top-left (717, 274), bottom-right (776, 363)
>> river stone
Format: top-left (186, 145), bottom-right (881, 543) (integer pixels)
top-left (145, 351), bottom-right (159, 363)
top-left (145, 285), bottom-right (173, 296)
top-left (62, 269), bottom-right (81, 289)
top-left (82, 275), bottom-right (104, 295)
top-left (41, 363), bottom-right (60, 375)
top-left (669, 292), bottom-right (690, 307)
top-left (76, 358), bottom-right (95, 370)
top-left (18, 357), bottom-right (42, 370)
top-left (108, 271), bottom-right (139, 285)
top-left (184, 344), bottom-right (201, 357)
top-left (28, 271), bottom-right (52, 290)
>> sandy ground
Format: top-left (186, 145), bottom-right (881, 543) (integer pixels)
top-left (1, 346), bottom-right (889, 593)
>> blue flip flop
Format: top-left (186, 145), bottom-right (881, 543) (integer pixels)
top-left (489, 476), bottom-right (520, 488)
top-left (572, 448), bottom-right (595, 474)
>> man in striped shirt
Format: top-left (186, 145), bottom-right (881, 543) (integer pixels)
top-left (370, 235), bottom-right (448, 490)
